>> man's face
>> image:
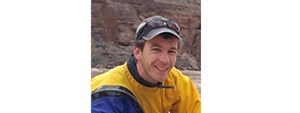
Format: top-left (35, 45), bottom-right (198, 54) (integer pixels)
top-left (134, 35), bottom-right (178, 84)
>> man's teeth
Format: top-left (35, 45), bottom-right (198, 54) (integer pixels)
top-left (157, 67), bottom-right (167, 71)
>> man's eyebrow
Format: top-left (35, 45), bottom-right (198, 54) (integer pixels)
top-left (150, 43), bottom-right (178, 50)
top-left (150, 43), bottom-right (163, 48)
top-left (170, 47), bottom-right (178, 50)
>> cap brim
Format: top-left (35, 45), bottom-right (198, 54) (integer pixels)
top-left (142, 28), bottom-right (182, 41)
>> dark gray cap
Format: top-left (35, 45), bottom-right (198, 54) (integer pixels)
top-left (135, 16), bottom-right (182, 41)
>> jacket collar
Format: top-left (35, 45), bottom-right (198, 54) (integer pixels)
top-left (127, 54), bottom-right (158, 87)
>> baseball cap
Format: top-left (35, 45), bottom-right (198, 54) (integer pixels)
top-left (135, 16), bottom-right (182, 41)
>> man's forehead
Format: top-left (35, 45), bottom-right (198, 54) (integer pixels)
top-left (147, 38), bottom-right (178, 49)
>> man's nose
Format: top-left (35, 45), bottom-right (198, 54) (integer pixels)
top-left (158, 53), bottom-right (170, 64)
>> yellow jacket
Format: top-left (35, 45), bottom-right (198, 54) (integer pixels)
top-left (91, 62), bottom-right (201, 113)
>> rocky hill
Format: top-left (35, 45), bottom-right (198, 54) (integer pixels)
top-left (92, 0), bottom-right (201, 70)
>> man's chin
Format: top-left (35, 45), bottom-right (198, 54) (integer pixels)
top-left (152, 68), bottom-right (170, 82)
top-left (154, 75), bottom-right (167, 82)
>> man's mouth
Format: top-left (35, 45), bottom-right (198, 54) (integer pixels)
top-left (155, 65), bottom-right (168, 71)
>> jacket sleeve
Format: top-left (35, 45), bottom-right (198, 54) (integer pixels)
top-left (92, 96), bottom-right (137, 113)
top-left (170, 78), bottom-right (201, 113)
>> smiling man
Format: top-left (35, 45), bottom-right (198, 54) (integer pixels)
top-left (135, 34), bottom-right (178, 84)
top-left (91, 16), bottom-right (201, 113)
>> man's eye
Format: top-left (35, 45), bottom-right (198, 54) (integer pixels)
top-left (168, 50), bottom-right (178, 54)
top-left (151, 48), bottom-right (160, 52)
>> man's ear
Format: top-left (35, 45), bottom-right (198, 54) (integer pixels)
top-left (133, 47), bottom-right (142, 60)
